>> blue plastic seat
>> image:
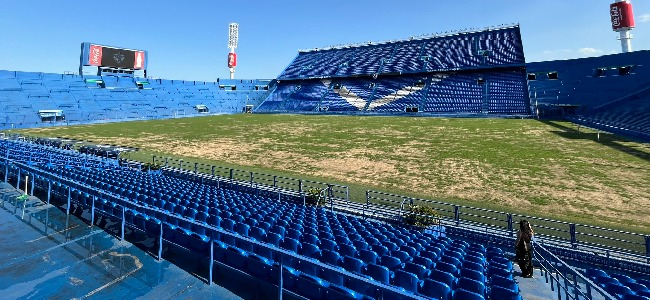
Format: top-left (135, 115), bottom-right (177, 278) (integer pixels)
top-left (412, 256), bottom-right (434, 270)
top-left (340, 244), bottom-right (357, 258)
top-left (625, 282), bottom-right (649, 293)
top-left (383, 241), bottom-right (399, 252)
top-left (286, 228), bottom-right (302, 240)
top-left (426, 245), bottom-right (443, 257)
top-left (380, 255), bottom-right (403, 270)
top-left (404, 262), bottom-right (428, 279)
top-left (347, 274), bottom-right (379, 298)
top-left (296, 273), bottom-right (329, 300)
top-left (464, 254), bottom-right (486, 266)
top-left (221, 218), bottom-right (235, 231)
top-left (212, 240), bottom-right (228, 262)
top-left (458, 277), bottom-right (486, 298)
top-left (343, 256), bottom-right (365, 274)
top-left (421, 279), bottom-right (452, 300)
top-left (281, 237), bottom-right (301, 253)
top-left (372, 245), bottom-right (389, 257)
top-left (421, 250), bottom-right (439, 263)
top-left (270, 226), bottom-right (285, 239)
top-left (605, 283), bottom-right (635, 299)
top-left (302, 233), bottom-right (320, 246)
top-left (256, 232), bottom-right (282, 260)
top-left (319, 231), bottom-right (334, 241)
top-left (391, 250), bottom-right (411, 263)
top-left (257, 221), bottom-right (271, 231)
top-left (489, 285), bottom-right (522, 300)
top-left (225, 246), bottom-right (248, 269)
top-left (490, 257), bottom-right (513, 271)
top-left (300, 243), bottom-right (321, 260)
top-left (321, 249), bottom-right (342, 266)
top-left (460, 268), bottom-right (485, 284)
top-left (270, 265), bottom-right (300, 290)
top-left (491, 274), bottom-right (519, 292)
top-left (327, 284), bottom-right (364, 300)
top-left (454, 288), bottom-right (485, 300)
top-left (320, 238), bottom-right (338, 251)
top-left (365, 263), bottom-right (391, 284)
top-left (246, 253), bottom-right (273, 279)
top-left (400, 245), bottom-right (417, 257)
top-left (437, 261), bottom-right (459, 277)
top-left (353, 240), bottom-right (369, 251)
top-left (441, 254), bottom-right (462, 268)
top-left (249, 226), bottom-right (266, 241)
top-left (622, 294), bottom-right (650, 300)
top-left (394, 269), bottom-right (419, 293)
top-left (235, 223), bottom-right (250, 237)
top-left (488, 265), bottom-right (513, 279)
top-left (462, 261), bottom-right (485, 274)
top-left (322, 266), bottom-right (346, 286)
top-left (428, 269), bottom-right (456, 289)
top-left (298, 259), bottom-right (321, 277)
top-left (611, 273), bottom-right (636, 285)
top-left (358, 249), bottom-right (378, 265)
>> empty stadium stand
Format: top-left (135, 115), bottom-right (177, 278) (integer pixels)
top-left (0, 70), bottom-right (273, 130)
top-left (258, 25), bottom-right (531, 115)
top-left (0, 138), bottom-right (528, 299)
top-left (527, 50), bottom-right (650, 141)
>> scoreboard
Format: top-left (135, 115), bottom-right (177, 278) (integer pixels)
top-left (80, 42), bottom-right (147, 70)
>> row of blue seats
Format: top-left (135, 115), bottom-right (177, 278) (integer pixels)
top-left (279, 26), bottom-right (525, 80)
top-left (8, 140), bottom-right (523, 299)
top-left (585, 268), bottom-right (650, 299)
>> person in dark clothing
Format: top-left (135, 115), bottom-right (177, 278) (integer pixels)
top-left (515, 219), bottom-right (535, 278)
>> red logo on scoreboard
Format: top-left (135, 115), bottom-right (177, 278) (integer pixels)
top-left (228, 53), bottom-right (237, 68)
top-left (89, 45), bottom-right (103, 66)
top-left (134, 51), bottom-right (145, 69)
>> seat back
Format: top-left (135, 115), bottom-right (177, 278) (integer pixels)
top-left (394, 269), bottom-right (419, 293)
top-left (421, 279), bottom-right (451, 300)
top-left (454, 288), bottom-right (485, 300)
top-left (366, 263), bottom-right (390, 284)
top-left (489, 285), bottom-right (522, 300)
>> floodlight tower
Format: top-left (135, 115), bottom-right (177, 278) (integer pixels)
top-left (610, 0), bottom-right (636, 53)
top-left (228, 23), bottom-right (239, 79)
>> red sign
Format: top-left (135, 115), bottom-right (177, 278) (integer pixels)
top-left (134, 51), bottom-right (145, 69)
top-left (228, 53), bottom-right (237, 68)
top-left (88, 45), bottom-right (103, 66)
top-left (610, 1), bottom-right (635, 31)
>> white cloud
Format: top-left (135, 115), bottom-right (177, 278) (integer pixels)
top-left (639, 13), bottom-right (650, 23)
top-left (578, 47), bottom-right (603, 56)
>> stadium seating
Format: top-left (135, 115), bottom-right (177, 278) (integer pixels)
top-left (0, 70), bottom-right (272, 130)
top-left (583, 268), bottom-right (650, 298)
top-left (258, 25), bottom-right (530, 115)
top-left (278, 26), bottom-right (525, 80)
top-left (258, 70), bottom-right (530, 115)
top-left (0, 138), bottom-right (524, 299)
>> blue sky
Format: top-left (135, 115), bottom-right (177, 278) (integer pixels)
top-left (1, 0), bottom-right (649, 81)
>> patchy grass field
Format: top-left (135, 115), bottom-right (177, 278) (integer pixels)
top-left (15, 114), bottom-right (650, 232)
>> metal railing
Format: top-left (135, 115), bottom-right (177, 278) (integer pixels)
top-left (534, 242), bottom-right (616, 300)
top-left (152, 156), bottom-right (350, 201)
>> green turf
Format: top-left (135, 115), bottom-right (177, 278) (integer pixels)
top-left (12, 114), bottom-right (650, 234)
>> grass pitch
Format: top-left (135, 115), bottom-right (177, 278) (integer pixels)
top-left (16, 114), bottom-right (650, 233)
